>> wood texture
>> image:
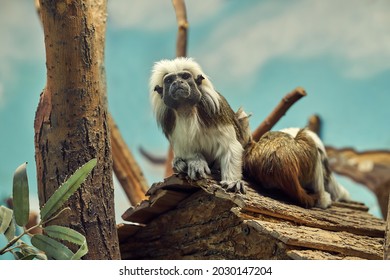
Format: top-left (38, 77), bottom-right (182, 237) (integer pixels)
top-left (384, 193), bottom-right (390, 259)
top-left (119, 175), bottom-right (385, 259)
top-left (34, 0), bottom-right (120, 259)
top-left (326, 146), bottom-right (390, 218)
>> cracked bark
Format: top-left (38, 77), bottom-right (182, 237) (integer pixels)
top-left (34, 0), bottom-right (120, 259)
top-left (118, 175), bottom-right (385, 260)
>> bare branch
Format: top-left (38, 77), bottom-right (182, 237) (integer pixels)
top-left (326, 146), bottom-right (390, 218)
top-left (109, 115), bottom-right (148, 205)
top-left (252, 87), bottom-right (307, 142)
top-left (138, 147), bottom-right (166, 165)
top-left (172, 0), bottom-right (188, 58)
top-left (307, 114), bottom-right (321, 136)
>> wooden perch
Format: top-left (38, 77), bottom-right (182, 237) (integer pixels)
top-left (165, 0), bottom-right (189, 177)
top-left (326, 146), bottom-right (390, 218)
top-left (118, 175), bottom-right (385, 260)
top-left (109, 115), bottom-right (148, 205)
top-left (252, 87), bottom-right (307, 142)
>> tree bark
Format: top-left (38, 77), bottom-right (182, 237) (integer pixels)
top-left (34, 0), bottom-right (120, 259)
top-left (384, 189), bottom-right (390, 259)
top-left (119, 175), bottom-right (385, 260)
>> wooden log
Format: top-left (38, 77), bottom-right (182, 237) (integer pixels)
top-left (118, 175), bottom-right (385, 259)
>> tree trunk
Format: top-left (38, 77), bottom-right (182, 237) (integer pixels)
top-left (34, 0), bottom-right (120, 259)
top-left (384, 193), bottom-right (390, 259)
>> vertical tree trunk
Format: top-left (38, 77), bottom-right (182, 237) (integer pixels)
top-left (384, 193), bottom-right (390, 259)
top-left (34, 0), bottom-right (120, 259)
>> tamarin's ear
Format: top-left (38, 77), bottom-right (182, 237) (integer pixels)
top-left (154, 85), bottom-right (163, 95)
top-left (195, 74), bottom-right (205, 86)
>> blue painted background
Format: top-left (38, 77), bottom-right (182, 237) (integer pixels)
top-left (1, 0), bottom-right (389, 259)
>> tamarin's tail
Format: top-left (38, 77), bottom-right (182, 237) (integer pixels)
top-left (243, 130), bottom-right (318, 208)
top-left (273, 164), bottom-right (317, 208)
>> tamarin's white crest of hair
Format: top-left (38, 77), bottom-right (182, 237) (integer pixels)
top-left (150, 57), bottom-right (221, 121)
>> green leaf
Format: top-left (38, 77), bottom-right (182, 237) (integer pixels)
top-left (34, 253), bottom-right (48, 260)
top-left (19, 242), bottom-right (48, 260)
top-left (20, 243), bottom-right (40, 256)
top-left (13, 251), bottom-right (24, 260)
top-left (13, 162), bottom-right (30, 227)
top-left (4, 218), bottom-right (16, 242)
top-left (31, 234), bottom-right (74, 260)
top-left (44, 225), bottom-right (88, 260)
top-left (40, 158), bottom-right (97, 221)
top-left (0, 206), bottom-right (13, 235)
top-left (19, 254), bottom-right (37, 260)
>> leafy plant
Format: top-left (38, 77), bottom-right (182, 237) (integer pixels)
top-left (0, 158), bottom-right (97, 260)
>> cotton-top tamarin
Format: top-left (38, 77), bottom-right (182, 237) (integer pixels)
top-left (243, 128), bottom-right (350, 208)
top-left (150, 57), bottom-right (248, 192)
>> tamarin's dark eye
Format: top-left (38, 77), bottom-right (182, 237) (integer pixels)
top-left (165, 77), bottom-right (173, 84)
top-left (181, 72), bottom-right (191, 79)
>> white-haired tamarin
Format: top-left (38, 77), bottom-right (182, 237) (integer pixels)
top-left (243, 128), bottom-right (350, 208)
top-left (150, 57), bottom-right (248, 193)
top-left (150, 57), bottom-right (349, 208)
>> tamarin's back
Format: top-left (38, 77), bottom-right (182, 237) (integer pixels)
top-left (243, 129), bottom-right (319, 208)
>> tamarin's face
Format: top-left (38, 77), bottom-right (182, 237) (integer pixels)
top-left (154, 71), bottom-right (203, 111)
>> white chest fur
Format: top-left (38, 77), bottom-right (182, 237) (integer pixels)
top-left (169, 113), bottom-right (240, 164)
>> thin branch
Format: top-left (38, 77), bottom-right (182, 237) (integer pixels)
top-left (0, 207), bottom-right (69, 255)
top-left (307, 114), bottom-right (321, 137)
top-left (252, 87), bottom-right (307, 142)
top-left (109, 115), bottom-right (148, 205)
top-left (172, 0), bottom-right (188, 58)
top-left (138, 147), bottom-right (166, 165)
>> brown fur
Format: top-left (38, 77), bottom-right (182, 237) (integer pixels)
top-left (243, 129), bottom-right (318, 208)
